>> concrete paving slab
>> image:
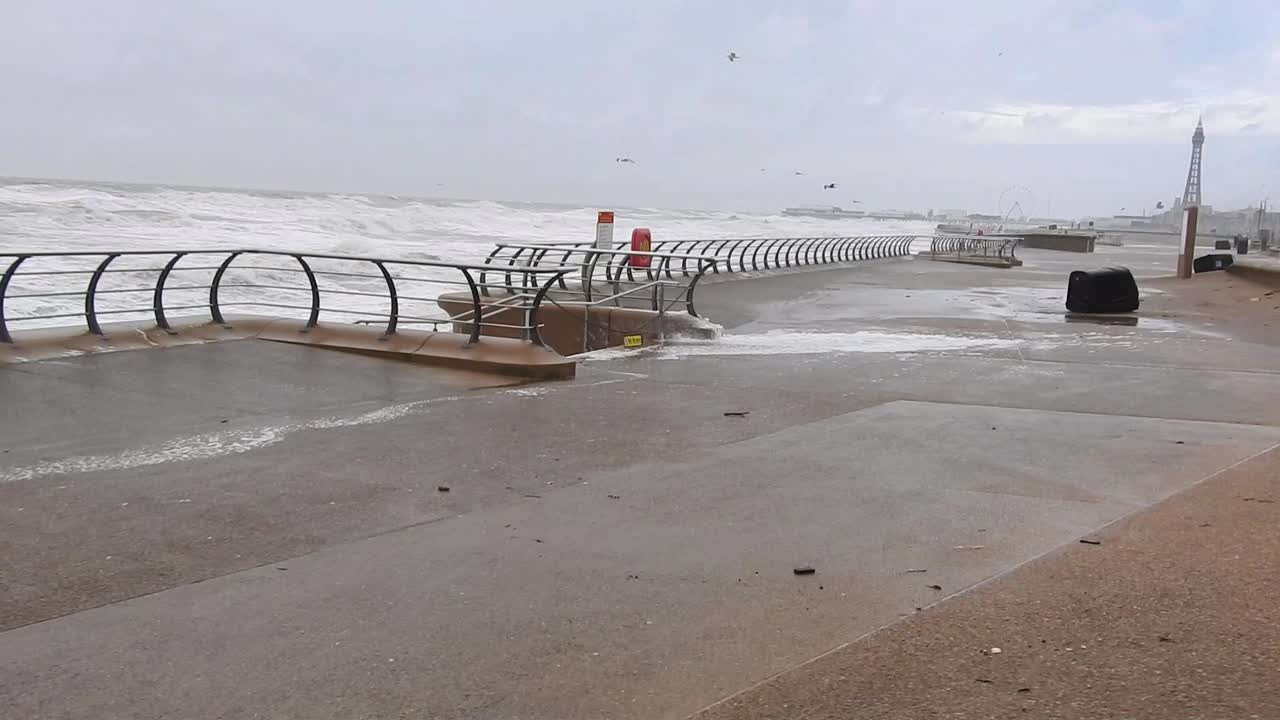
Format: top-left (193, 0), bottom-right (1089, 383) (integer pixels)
top-left (584, 349), bottom-right (1280, 426)
top-left (2, 401), bottom-right (1276, 720)
top-left (693, 445), bottom-right (1280, 720)
top-left (0, 352), bottom-right (859, 630)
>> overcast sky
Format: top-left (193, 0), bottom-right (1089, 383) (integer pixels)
top-left (2, 1), bottom-right (1278, 216)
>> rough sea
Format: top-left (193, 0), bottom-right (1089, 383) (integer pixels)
top-left (0, 179), bottom-right (935, 329)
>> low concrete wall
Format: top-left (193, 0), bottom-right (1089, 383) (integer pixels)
top-left (436, 293), bottom-right (711, 356)
top-left (1013, 232), bottom-right (1096, 253)
top-left (927, 254), bottom-right (1022, 268)
top-left (0, 315), bottom-right (576, 378)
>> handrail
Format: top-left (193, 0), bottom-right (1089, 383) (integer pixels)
top-left (483, 235), bottom-right (918, 282)
top-left (1, 249), bottom-right (570, 347)
top-left (479, 244), bottom-right (718, 318)
top-left (930, 235), bottom-right (1022, 262)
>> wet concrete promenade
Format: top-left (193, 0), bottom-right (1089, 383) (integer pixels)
top-left (2, 242), bottom-right (1278, 718)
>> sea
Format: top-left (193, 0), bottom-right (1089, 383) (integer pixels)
top-left (0, 179), bottom-right (935, 330)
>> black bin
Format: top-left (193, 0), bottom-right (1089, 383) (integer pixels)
top-left (1193, 254), bottom-right (1233, 273)
top-left (1066, 267), bottom-right (1139, 313)
top-left (1214, 239), bottom-right (1232, 250)
top-left (1236, 237), bottom-right (1249, 254)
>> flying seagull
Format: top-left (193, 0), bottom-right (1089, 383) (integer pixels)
top-left (615, 157), bottom-right (637, 164)
top-left (727, 52), bottom-right (740, 62)
top-left (794, 171), bottom-right (805, 176)
top-left (823, 183), bottom-right (838, 190)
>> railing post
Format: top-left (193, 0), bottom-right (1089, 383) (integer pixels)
top-left (460, 268), bottom-right (483, 345)
top-left (293, 255), bottom-right (320, 330)
top-left (375, 261), bottom-right (398, 337)
top-left (153, 252), bottom-right (187, 333)
top-left (505, 247), bottom-right (527, 296)
top-left (582, 251), bottom-right (602, 304)
top-left (479, 245), bottom-right (505, 297)
top-left (725, 239), bottom-right (747, 272)
top-left (528, 271), bottom-right (567, 346)
top-left (209, 251), bottom-right (242, 326)
top-left (751, 239), bottom-right (766, 271)
top-left (685, 260), bottom-right (715, 317)
top-left (0, 256), bottom-right (29, 343)
top-left (555, 247), bottom-right (576, 289)
top-left (85, 254), bottom-right (120, 336)
top-left (711, 239), bottom-right (733, 273)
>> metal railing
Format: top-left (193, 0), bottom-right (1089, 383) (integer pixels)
top-left (483, 235), bottom-right (917, 281)
top-left (929, 235), bottom-right (1021, 262)
top-left (479, 244), bottom-right (718, 317)
top-left (0, 249), bottom-right (571, 346)
top-left (3, 236), bottom-right (913, 346)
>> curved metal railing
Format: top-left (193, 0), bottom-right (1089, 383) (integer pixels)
top-left (479, 244), bottom-right (718, 317)
top-left (0, 249), bottom-right (571, 346)
top-left (929, 235), bottom-right (1021, 262)
top-left (482, 235), bottom-right (917, 282)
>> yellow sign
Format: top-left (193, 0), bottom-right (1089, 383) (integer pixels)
top-left (623, 335), bottom-right (643, 348)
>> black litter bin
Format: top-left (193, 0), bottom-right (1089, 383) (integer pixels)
top-left (1193, 253), bottom-right (1233, 273)
top-left (1214, 239), bottom-right (1232, 250)
top-left (1236, 237), bottom-right (1249, 254)
top-left (1066, 267), bottom-right (1139, 313)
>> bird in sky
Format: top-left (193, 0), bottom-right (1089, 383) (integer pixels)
top-left (615, 157), bottom-right (637, 164)
top-left (1156, 201), bottom-right (1165, 209)
top-left (823, 183), bottom-right (838, 190)
top-left (794, 171), bottom-right (805, 176)
top-left (727, 52), bottom-right (740, 62)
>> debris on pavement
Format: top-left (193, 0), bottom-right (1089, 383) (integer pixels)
top-left (953, 545), bottom-right (985, 550)
top-left (793, 566), bottom-right (816, 575)
top-left (1079, 539), bottom-right (1102, 545)
top-left (607, 494), bottom-right (621, 500)
top-left (903, 568), bottom-right (928, 573)
top-left (723, 411), bottom-right (750, 417)
top-left (926, 584), bottom-right (942, 591)
top-left (436, 485), bottom-right (450, 493)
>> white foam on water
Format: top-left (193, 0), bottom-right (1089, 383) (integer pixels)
top-left (580, 329), bottom-right (1019, 361)
top-left (0, 179), bottom-right (937, 329)
top-left (0, 396), bottom-right (461, 484)
top-left (502, 386), bottom-right (550, 397)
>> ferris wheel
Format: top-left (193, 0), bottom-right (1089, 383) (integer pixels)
top-left (998, 186), bottom-right (1036, 222)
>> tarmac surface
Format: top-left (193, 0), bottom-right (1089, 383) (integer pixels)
top-left (2, 240), bottom-right (1278, 719)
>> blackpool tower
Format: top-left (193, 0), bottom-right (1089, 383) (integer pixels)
top-left (1181, 117), bottom-right (1205, 208)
